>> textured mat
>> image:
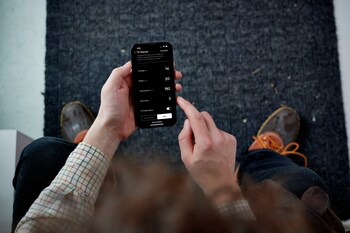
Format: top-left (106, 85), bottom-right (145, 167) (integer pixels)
top-left (45, 0), bottom-right (350, 219)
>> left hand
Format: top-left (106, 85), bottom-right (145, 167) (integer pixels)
top-left (84, 62), bottom-right (135, 157)
top-left (84, 61), bottom-right (183, 158)
top-left (97, 62), bottom-right (183, 141)
top-left (96, 61), bottom-right (136, 141)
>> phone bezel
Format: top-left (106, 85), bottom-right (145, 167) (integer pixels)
top-left (131, 42), bottom-right (177, 128)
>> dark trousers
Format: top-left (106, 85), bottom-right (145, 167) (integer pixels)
top-left (238, 149), bottom-right (330, 198)
top-left (11, 137), bottom-right (330, 232)
top-left (11, 137), bottom-right (76, 232)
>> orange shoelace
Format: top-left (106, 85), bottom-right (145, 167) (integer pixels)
top-left (252, 135), bottom-right (308, 167)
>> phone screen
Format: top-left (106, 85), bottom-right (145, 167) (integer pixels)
top-left (131, 42), bottom-right (176, 128)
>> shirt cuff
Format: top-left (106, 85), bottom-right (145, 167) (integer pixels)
top-left (217, 199), bottom-right (256, 221)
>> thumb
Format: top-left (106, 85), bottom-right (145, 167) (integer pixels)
top-left (178, 119), bottom-right (194, 164)
top-left (105, 62), bottom-right (132, 89)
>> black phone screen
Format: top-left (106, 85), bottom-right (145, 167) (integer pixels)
top-left (131, 42), bottom-right (176, 128)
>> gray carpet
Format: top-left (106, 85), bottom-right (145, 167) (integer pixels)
top-left (45, 0), bottom-right (350, 219)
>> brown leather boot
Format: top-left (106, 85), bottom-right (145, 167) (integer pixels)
top-left (257, 106), bottom-right (300, 146)
top-left (60, 101), bottom-right (95, 143)
top-left (248, 106), bottom-right (307, 167)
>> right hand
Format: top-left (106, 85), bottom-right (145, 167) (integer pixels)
top-left (177, 96), bottom-right (242, 205)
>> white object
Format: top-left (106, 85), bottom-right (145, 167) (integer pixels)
top-left (0, 130), bottom-right (33, 233)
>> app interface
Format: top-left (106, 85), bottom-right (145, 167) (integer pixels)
top-left (132, 43), bottom-right (176, 127)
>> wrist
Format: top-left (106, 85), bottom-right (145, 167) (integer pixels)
top-left (83, 117), bottom-right (121, 160)
top-left (208, 183), bottom-right (244, 207)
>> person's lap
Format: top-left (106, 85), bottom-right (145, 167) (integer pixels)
top-left (237, 149), bottom-right (330, 198)
top-left (12, 137), bottom-right (76, 232)
top-left (11, 137), bottom-right (330, 231)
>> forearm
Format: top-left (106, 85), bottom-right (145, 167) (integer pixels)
top-left (15, 143), bottom-right (111, 233)
top-left (83, 117), bottom-right (121, 160)
top-left (209, 183), bottom-right (244, 207)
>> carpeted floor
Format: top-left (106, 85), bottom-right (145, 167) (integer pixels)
top-left (44, 0), bottom-right (350, 219)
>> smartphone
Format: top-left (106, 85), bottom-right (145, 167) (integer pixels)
top-left (131, 42), bottom-right (177, 128)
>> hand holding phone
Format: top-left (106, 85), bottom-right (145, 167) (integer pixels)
top-left (131, 42), bottom-right (177, 128)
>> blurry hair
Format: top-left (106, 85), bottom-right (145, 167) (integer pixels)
top-left (239, 177), bottom-right (345, 233)
top-left (90, 158), bottom-right (343, 233)
top-left (90, 159), bottom-right (254, 233)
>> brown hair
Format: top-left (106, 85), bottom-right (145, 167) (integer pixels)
top-left (90, 160), bottom-right (248, 233)
top-left (90, 159), bottom-right (344, 233)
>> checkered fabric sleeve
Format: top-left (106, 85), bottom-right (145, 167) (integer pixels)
top-left (15, 142), bottom-right (110, 233)
top-left (217, 199), bottom-right (256, 221)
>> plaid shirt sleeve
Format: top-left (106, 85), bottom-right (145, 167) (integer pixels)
top-left (217, 199), bottom-right (256, 221)
top-left (15, 142), bottom-right (110, 233)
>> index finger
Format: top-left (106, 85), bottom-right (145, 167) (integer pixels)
top-left (177, 96), bottom-right (209, 141)
top-left (201, 111), bottom-right (222, 138)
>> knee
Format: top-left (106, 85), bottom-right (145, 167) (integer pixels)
top-left (13, 137), bottom-right (76, 192)
top-left (20, 137), bottom-right (75, 162)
